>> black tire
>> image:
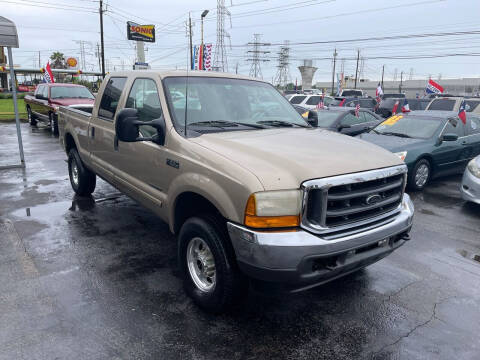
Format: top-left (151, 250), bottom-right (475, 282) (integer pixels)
top-left (68, 148), bottom-right (96, 196)
top-left (178, 214), bottom-right (248, 313)
top-left (408, 158), bottom-right (431, 191)
top-left (50, 113), bottom-right (59, 136)
top-left (27, 107), bottom-right (37, 126)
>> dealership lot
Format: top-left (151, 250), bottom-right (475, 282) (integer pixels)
top-left (1, 123), bottom-right (479, 360)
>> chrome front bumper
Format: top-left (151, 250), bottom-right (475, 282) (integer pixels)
top-left (460, 168), bottom-right (480, 204)
top-left (227, 193), bottom-right (414, 291)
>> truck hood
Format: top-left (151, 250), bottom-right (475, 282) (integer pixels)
top-left (190, 128), bottom-right (403, 190)
top-left (50, 98), bottom-right (95, 106)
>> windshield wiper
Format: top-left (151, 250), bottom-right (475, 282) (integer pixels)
top-left (189, 120), bottom-right (266, 129)
top-left (379, 131), bottom-right (413, 138)
top-left (256, 120), bottom-right (308, 128)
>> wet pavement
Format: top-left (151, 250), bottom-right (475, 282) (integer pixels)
top-left (1, 122), bottom-right (479, 360)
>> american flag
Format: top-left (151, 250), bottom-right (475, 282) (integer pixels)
top-left (43, 62), bottom-right (55, 83)
top-left (316, 92), bottom-right (325, 110)
top-left (355, 103), bottom-right (360, 117)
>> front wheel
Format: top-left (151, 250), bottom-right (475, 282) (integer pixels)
top-left (68, 148), bottom-right (96, 196)
top-left (178, 215), bottom-right (248, 313)
top-left (27, 107), bottom-right (37, 126)
top-left (408, 159), bottom-right (431, 191)
top-left (50, 113), bottom-right (59, 136)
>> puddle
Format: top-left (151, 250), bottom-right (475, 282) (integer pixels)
top-left (457, 249), bottom-right (480, 263)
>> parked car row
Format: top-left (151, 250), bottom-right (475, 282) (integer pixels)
top-left (24, 83), bottom-right (95, 135)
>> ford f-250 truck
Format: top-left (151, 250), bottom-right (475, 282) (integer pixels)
top-left (58, 71), bottom-right (414, 312)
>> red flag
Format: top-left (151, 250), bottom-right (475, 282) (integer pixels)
top-left (458, 100), bottom-right (467, 125)
top-left (392, 100), bottom-right (399, 115)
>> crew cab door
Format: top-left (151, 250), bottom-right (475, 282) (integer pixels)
top-left (89, 76), bottom-right (128, 183)
top-left (112, 77), bottom-right (169, 211)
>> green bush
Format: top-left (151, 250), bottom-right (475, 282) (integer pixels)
top-left (0, 92), bottom-right (28, 99)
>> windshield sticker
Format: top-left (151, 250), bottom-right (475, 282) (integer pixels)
top-left (382, 115), bottom-right (403, 126)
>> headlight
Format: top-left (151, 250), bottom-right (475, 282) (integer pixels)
top-left (53, 106), bottom-right (60, 112)
top-left (395, 151), bottom-right (407, 162)
top-left (467, 159), bottom-right (480, 178)
top-left (244, 190), bottom-right (302, 228)
top-left (301, 111), bottom-right (309, 119)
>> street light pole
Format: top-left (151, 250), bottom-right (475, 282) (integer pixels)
top-left (200, 10), bottom-right (209, 71)
top-left (201, 10), bottom-right (209, 46)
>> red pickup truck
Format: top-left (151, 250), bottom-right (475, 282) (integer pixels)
top-left (24, 83), bottom-right (95, 135)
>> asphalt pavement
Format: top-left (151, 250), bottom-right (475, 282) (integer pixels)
top-left (1, 122), bottom-right (479, 360)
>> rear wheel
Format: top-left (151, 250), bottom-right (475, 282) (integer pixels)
top-left (408, 159), bottom-right (431, 191)
top-left (178, 215), bottom-right (248, 313)
top-left (68, 148), bottom-right (96, 196)
top-left (50, 113), bottom-right (59, 136)
top-left (27, 107), bottom-right (37, 126)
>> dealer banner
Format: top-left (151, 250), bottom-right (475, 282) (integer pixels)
top-left (127, 21), bottom-right (155, 43)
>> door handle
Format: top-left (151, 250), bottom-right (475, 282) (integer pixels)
top-left (461, 141), bottom-right (467, 145)
top-left (91, 127), bottom-right (95, 139)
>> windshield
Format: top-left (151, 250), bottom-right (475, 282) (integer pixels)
top-left (379, 98), bottom-right (402, 108)
top-left (163, 77), bottom-right (308, 132)
top-left (316, 111), bottom-right (342, 127)
top-left (50, 86), bottom-right (94, 99)
top-left (342, 90), bottom-right (362, 97)
top-left (373, 115), bottom-right (443, 139)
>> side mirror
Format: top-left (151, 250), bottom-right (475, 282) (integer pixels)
top-left (442, 133), bottom-right (458, 142)
top-left (338, 124), bottom-right (351, 130)
top-left (115, 108), bottom-right (165, 144)
top-left (35, 94), bottom-right (43, 99)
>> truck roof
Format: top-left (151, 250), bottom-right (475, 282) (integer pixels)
top-left (42, 83), bottom-right (87, 87)
top-left (105, 70), bottom-right (266, 82)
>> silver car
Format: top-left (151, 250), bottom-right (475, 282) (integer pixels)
top-left (461, 155), bottom-right (480, 204)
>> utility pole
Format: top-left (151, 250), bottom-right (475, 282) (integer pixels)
top-left (331, 48), bottom-right (337, 95)
top-left (188, 13), bottom-right (193, 70)
top-left (381, 65), bottom-right (384, 88)
top-left (38, 51), bottom-right (41, 68)
top-left (354, 49), bottom-right (360, 89)
top-left (99, 0), bottom-right (105, 77)
top-left (399, 71), bottom-right (403, 92)
top-left (96, 43), bottom-right (101, 71)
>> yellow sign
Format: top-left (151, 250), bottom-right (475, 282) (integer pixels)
top-left (66, 57), bottom-right (78, 68)
top-left (382, 115), bottom-right (403, 126)
top-left (127, 22), bottom-right (155, 43)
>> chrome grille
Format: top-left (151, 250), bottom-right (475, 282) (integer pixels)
top-left (301, 165), bottom-right (407, 235)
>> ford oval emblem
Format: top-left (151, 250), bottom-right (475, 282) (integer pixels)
top-left (365, 194), bottom-right (382, 205)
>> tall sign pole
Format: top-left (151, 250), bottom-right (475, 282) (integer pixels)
top-left (99, 0), bottom-right (105, 77)
top-left (188, 14), bottom-right (193, 70)
top-left (381, 65), bottom-right (384, 88)
top-left (331, 48), bottom-right (337, 96)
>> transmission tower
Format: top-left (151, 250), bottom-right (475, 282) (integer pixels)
top-left (247, 34), bottom-right (270, 79)
top-left (213, 0), bottom-right (232, 72)
top-left (273, 41), bottom-right (291, 88)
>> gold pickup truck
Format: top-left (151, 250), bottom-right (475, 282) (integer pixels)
top-left (58, 71), bottom-right (414, 312)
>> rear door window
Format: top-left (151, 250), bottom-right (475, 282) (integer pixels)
top-left (342, 113), bottom-right (365, 126)
top-left (465, 100), bottom-right (480, 112)
top-left (98, 77), bottom-right (127, 120)
top-left (428, 99), bottom-right (456, 111)
top-left (305, 96), bottom-right (321, 105)
top-left (359, 99), bottom-right (376, 108)
top-left (290, 95), bottom-right (306, 104)
top-left (466, 115), bottom-right (480, 135)
top-left (443, 118), bottom-right (465, 137)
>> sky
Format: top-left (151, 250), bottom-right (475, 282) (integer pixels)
top-left (2, 0), bottom-right (480, 84)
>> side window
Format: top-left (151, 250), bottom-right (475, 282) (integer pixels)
top-left (126, 78), bottom-right (162, 137)
top-left (35, 85), bottom-right (43, 96)
top-left (98, 77), bottom-right (127, 120)
top-left (305, 96), bottom-right (321, 105)
top-left (42, 86), bottom-right (49, 99)
top-left (466, 116), bottom-right (480, 135)
top-left (341, 113), bottom-right (364, 126)
top-left (363, 112), bottom-right (378, 123)
top-left (443, 118), bottom-right (465, 137)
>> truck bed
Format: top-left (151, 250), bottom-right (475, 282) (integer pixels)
top-left (58, 106), bottom-right (92, 154)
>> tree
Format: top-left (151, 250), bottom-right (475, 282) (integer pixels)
top-left (50, 52), bottom-right (66, 69)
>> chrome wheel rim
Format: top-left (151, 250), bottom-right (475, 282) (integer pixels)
top-left (415, 164), bottom-right (429, 187)
top-left (27, 109), bottom-right (31, 121)
top-left (71, 160), bottom-right (79, 186)
top-left (187, 237), bottom-right (216, 292)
